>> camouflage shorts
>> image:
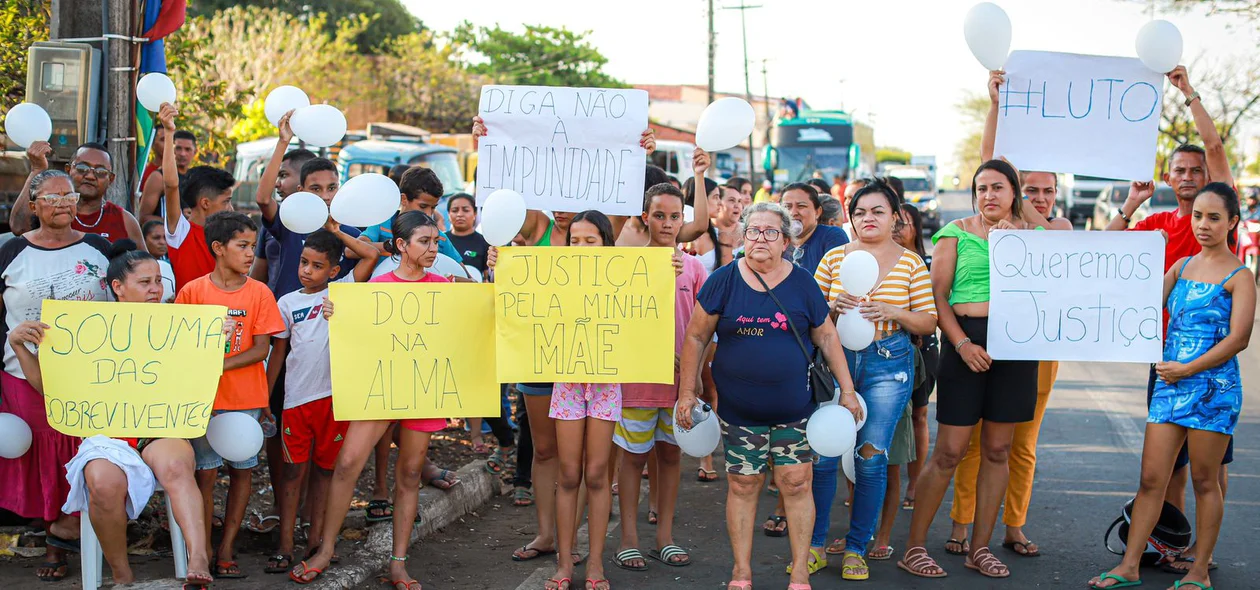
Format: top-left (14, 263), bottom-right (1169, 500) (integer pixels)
top-left (719, 417), bottom-right (811, 476)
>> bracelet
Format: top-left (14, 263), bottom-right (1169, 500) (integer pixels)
top-left (840, 390), bottom-right (857, 397)
top-left (1119, 209), bottom-right (1132, 224)
top-left (1184, 91), bottom-right (1201, 107)
top-left (955, 337), bottom-right (972, 348)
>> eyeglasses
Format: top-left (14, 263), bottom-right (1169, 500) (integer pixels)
top-left (35, 192), bottom-right (80, 205)
top-left (72, 162), bottom-right (111, 177)
top-left (744, 227), bottom-right (782, 242)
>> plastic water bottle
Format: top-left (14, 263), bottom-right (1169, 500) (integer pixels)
top-left (260, 414), bottom-right (278, 438)
top-left (690, 402), bottom-right (713, 426)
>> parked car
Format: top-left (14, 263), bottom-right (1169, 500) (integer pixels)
top-left (884, 166), bottom-right (941, 232)
top-left (1088, 183), bottom-right (1177, 230)
top-left (1065, 174), bottom-right (1118, 225)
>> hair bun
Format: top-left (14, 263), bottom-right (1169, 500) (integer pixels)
top-left (108, 238), bottom-right (139, 260)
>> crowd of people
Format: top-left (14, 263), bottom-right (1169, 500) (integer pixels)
top-left (0, 64), bottom-right (1250, 590)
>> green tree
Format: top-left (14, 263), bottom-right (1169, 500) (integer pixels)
top-left (188, 0), bottom-right (422, 53)
top-left (951, 92), bottom-right (990, 185)
top-left (382, 32), bottom-right (485, 134)
top-left (876, 147), bottom-right (912, 165)
top-left (1155, 56), bottom-right (1258, 174)
top-left (453, 22), bottom-right (625, 87)
top-left (166, 6), bottom-right (377, 162)
top-left (0, 0), bottom-right (49, 119)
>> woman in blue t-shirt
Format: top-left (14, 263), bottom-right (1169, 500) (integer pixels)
top-left (677, 202), bottom-right (862, 590)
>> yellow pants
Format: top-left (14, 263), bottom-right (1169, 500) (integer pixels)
top-left (950, 361), bottom-right (1058, 528)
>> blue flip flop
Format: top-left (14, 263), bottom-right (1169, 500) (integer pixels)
top-left (1173, 581), bottom-right (1211, 590)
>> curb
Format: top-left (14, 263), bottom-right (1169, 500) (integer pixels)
top-left (306, 458), bottom-right (499, 589)
top-left (117, 458), bottom-right (498, 590)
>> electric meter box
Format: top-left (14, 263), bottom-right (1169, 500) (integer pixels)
top-left (24, 41), bottom-right (101, 161)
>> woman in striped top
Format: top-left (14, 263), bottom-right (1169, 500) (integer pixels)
top-left (807, 179), bottom-right (938, 581)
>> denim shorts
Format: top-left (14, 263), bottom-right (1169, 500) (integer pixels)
top-left (190, 408), bottom-right (263, 471)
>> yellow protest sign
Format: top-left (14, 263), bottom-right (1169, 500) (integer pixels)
top-left (495, 246), bottom-right (675, 384)
top-left (39, 300), bottom-right (228, 438)
top-left (328, 283), bottom-right (499, 420)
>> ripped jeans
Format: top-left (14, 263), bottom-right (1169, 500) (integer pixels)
top-left (809, 331), bottom-right (914, 555)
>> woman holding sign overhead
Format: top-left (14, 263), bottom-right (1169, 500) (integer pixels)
top-left (898, 160), bottom-right (1039, 580)
top-left (0, 169), bottom-right (112, 582)
top-left (938, 70), bottom-right (1076, 562)
top-left (677, 202), bottom-right (860, 590)
top-left (292, 211), bottom-right (448, 588)
top-left (8, 241), bottom-right (213, 588)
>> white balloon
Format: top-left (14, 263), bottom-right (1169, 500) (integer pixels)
top-left (841, 450), bottom-right (856, 483)
top-left (372, 255), bottom-right (401, 280)
top-left (464, 267), bottom-right (484, 282)
top-left (329, 173), bottom-right (400, 228)
top-left (674, 402), bottom-right (721, 458)
top-left (0, 413), bottom-right (32, 459)
top-left (278, 191), bottom-right (329, 234)
top-left (290, 104), bottom-right (347, 148)
top-left (264, 86), bottom-right (311, 126)
top-left (432, 253), bottom-right (464, 278)
top-left (1135, 20), bottom-right (1183, 74)
top-left (136, 73), bottom-right (177, 112)
top-left (205, 413), bottom-right (264, 463)
top-left (805, 405), bottom-right (857, 458)
top-left (4, 103), bottom-right (52, 148)
top-left (839, 249), bottom-right (879, 295)
top-left (963, 2), bottom-right (1012, 71)
top-left (836, 310), bottom-right (875, 351)
top-left (480, 189), bottom-right (528, 246)
top-left (696, 97), bottom-right (756, 152)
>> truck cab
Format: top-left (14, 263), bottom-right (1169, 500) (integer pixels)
top-left (884, 165), bottom-right (941, 232)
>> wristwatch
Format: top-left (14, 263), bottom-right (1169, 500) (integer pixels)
top-left (1185, 91), bottom-right (1201, 107)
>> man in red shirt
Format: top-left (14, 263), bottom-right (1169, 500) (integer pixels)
top-left (1105, 65), bottom-right (1233, 572)
top-left (9, 142), bottom-right (146, 246)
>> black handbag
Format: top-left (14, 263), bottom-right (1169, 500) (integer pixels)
top-left (750, 268), bottom-right (835, 405)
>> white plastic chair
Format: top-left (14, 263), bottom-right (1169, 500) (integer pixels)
top-left (81, 483), bottom-right (187, 588)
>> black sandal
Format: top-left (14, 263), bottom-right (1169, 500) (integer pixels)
top-left (36, 560), bottom-right (68, 582)
top-left (763, 515), bottom-right (788, 538)
top-left (1001, 539), bottom-right (1040, 557)
top-left (944, 538), bottom-right (969, 555)
top-left (264, 554), bottom-right (293, 574)
top-left (366, 499), bottom-right (393, 523)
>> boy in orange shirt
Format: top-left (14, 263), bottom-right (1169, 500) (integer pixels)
top-left (176, 211), bottom-right (285, 579)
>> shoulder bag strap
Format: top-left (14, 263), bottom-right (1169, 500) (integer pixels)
top-left (749, 266), bottom-right (814, 368)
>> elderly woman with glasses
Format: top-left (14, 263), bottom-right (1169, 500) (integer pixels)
top-left (0, 169), bottom-right (113, 582)
top-left (677, 202), bottom-right (862, 590)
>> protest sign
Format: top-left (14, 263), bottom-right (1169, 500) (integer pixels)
top-left (495, 246), bottom-right (674, 383)
top-left (993, 51), bottom-right (1163, 181)
top-left (475, 85), bottom-right (649, 216)
top-left (987, 230), bottom-right (1164, 362)
top-left (38, 301), bottom-right (227, 438)
top-left (328, 283), bottom-right (499, 421)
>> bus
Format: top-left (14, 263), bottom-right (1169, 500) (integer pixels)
top-left (765, 110), bottom-right (875, 187)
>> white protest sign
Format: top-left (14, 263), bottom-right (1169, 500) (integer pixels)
top-left (993, 51), bottom-right (1163, 181)
top-left (987, 230), bottom-right (1164, 363)
top-left (476, 85), bottom-right (649, 216)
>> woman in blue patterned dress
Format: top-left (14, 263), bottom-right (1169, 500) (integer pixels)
top-left (1089, 182), bottom-right (1255, 590)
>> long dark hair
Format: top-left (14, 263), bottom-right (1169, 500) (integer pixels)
top-left (568, 210), bottom-right (616, 246)
top-left (686, 176), bottom-right (724, 263)
top-left (384, 211), bottom-right (438, 256)
top-left (900, 204), bottom-right (928, 260)
top-left (1198, 182), bottom-right (1240, 248)
top-left (972, 159), bottom-right (1023, 219)
top-left (105, 239), bottom-right (157, 301)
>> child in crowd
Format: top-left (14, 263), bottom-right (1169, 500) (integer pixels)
top-left (162, 149), bottom-right (236, 294)
top-left (445, 193), bottom-right (491, 275)
top-left (292, 211), bottom-right (449, 588)
top-left (613, 184), bottom-right (705, 573)
top-left (548, 210), bottom-right (627, 590)
top-left (364, 166), bottom-right (465, 272)
top-left (264, 229), bottom-right (377, 574)
top-left (175, 211), bottom-right (285, 579)
top-left (142, 219), bottom-right (176, 302)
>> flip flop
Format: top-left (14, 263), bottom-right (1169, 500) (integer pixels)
top-left (183, 571), bottom-right (212, 587)
top-left (943, 538), bottom-right (969, 555)
top-left (424, 468), bottom-right (461, 490)
top-left (1002, 539), bottom-right (1040, 557)
top-left (1162, 557), bottom-right (1218, 574)
top-left (289, 561), bottom-right (324, 584)
top-left (649, 545), bottom-right (691, 567)
top-left (512, 545), bottom-right (558, 562)
top-left (697, 467), bottom-right (719, 482)
top-left (901, 497), bottom-right (914, 511)
top-left (305, 544), bottom-right (340, 564)
top-left (214, 559), bottom-right (248, 579)
top-left (389, 578), bottom-right (422, 590)
top-left (868, 545), bottom-right (894, 561)
top-left (1172, 582), bottom-right (1211, 590)
top-left (647, 510), bottom-right (658, 525)
top-left (584, 579), bottom-right (609, 590)
top-left (763, 515), bottom-right (788, 538)
top-left (366, 499), bottom-right (394, 523)
top-left (544, 577), bottom-right (571, 590)
top-left (245, 512), bottom-right (281, 534)
top-left (46, 534), bottom-right (80, 553)
top-left (264, 553), bottom-right (293, 574)
top-left (614, 548), bottom-right (649, 571)
top-left (1087, 572), bottom-right (1142, 588)
top-left (35, 560), bottom-right (68, 582)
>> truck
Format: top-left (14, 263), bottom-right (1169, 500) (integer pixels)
top-left (765, 110), bottom-right (875, 187)
top-left (1063, 174), bottom-right (1119, 226)
top-left (883, 165), bottom-right (942, 232)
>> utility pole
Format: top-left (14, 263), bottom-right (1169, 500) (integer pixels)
top-left (105, 0), bottom-right (133, 210)
top-left (723, 2), bottom-right (760, 182)
top-left (761, 59), bottom-right (772, 182)
top-left (707, 0), bottom-right (716, 106)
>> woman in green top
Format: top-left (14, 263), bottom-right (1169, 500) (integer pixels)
top-left (899, 160), bottom-right (1042, 580)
